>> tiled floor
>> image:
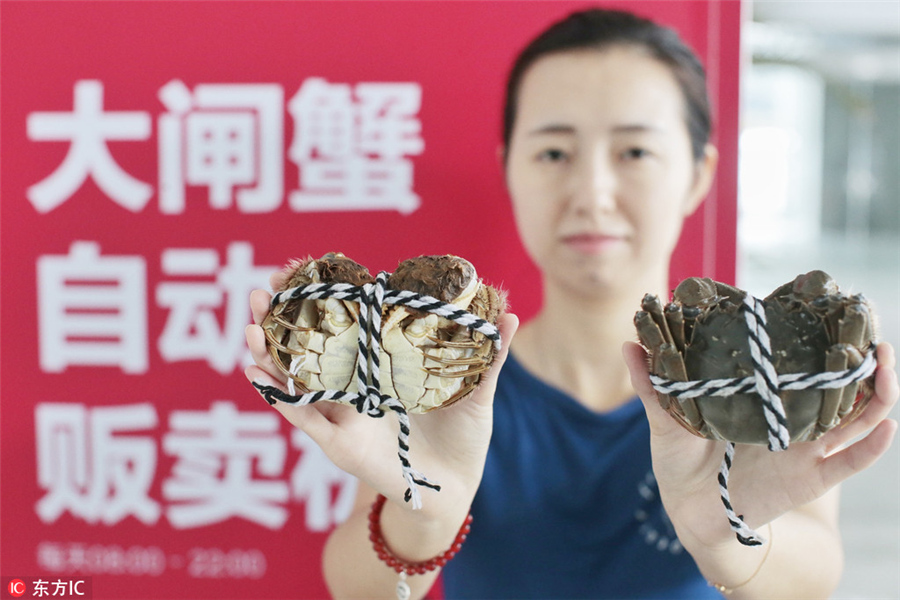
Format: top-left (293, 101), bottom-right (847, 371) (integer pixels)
top-left (738, 230), bottom-right (900, 599)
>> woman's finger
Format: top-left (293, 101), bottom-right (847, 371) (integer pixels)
top-left (250, 289), bottom-right (272, 325)
top-left (468, 313), bottom-right (519, 409)
top-left (245, 323), bottom-right (287, 383)
top-left (821, 345), bottom-right (899, 455)
top-left (245, 364), bottom-right (338, 446)
top-left (876, 341), bottom-right (897, 370)
top-left (623, 341), bottom-right (684, 438)
top-left (270, 267), bottom-right (291, 291)
top-left (818, 418), bottom-right (898, 490)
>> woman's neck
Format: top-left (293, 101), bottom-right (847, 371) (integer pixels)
top-left (512, 276), bottom-right (667, 412)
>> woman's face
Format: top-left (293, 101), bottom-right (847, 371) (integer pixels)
top-left (505, 46), bottom-right (715, 298)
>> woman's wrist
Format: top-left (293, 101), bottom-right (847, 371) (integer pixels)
top-left (370, 494), bottom-right (472, 574)
top-left (377, 487), bottom-right (476, 564)
top-left (675, 516), bottom-right (774, 596)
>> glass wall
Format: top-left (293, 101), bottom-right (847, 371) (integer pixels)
top-left (738, 2), bottom-right (899, 597)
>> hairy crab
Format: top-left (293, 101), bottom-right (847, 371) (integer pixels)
top-left (261, 252), bottom-right (506, 413)
top-left (634, 270), bottom-right (877, 444)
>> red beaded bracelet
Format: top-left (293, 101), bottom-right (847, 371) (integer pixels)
top-left (368, 493), bottom-right (473, 576)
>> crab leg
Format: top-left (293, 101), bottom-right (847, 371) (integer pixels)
top-left (838, 345), bottom-right (866, 418)
top-left (714, 281), bottom-right (747, 307)
top-left (680, 306), bottom-right (701, 347)
top-left (642, 294), bottom-right (674, 345)
top-left (269, 313), bottom-right (316, 332)
top-left (424, 380), bottom-right (477, 411)
top-left (657, 343), bottom-right (706, 433)
top-left (665, 302), bottom-right (686, 352)
top-left (837, 303), bottom-right (869, 417)
top-left (422, 353), bottom-right (488, 367)
top-left (816, 301), bottom-right (871, 434)
top-left (426, 336), bottom-right (482, 349)
top-left (634, 310), bottom-right (704, 432)
top-left (635, 311), bottom-right (665, 368)
top-left (263, 329), bottom-right (304, 356)
top-left (817, 346), bottom-right (849, 434)
top-left (424, 364), bottom-right (490, 378)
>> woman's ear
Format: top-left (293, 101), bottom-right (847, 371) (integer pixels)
top-left (684, 143), bottom-right (719, 217)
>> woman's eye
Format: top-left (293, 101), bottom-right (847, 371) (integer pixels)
top-left (622, 147), bottom-right (650, 160)
top-left (537, 149), bottom-right (568, 162)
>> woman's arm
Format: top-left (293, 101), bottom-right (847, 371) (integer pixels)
top-left (683, 491), bottom-right (842, 599)
top-left (623, 341), bottom-right (898, 598)
top-left (322, 482), bottom-right (472, 599)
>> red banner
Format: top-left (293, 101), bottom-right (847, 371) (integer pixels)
top-left (0, 2), bottom-right (740, 598)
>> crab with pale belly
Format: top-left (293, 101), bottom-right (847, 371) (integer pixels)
top-left (634, 270), bottom-right (876, 444)
top-left (262, 253), bottom-right (505, 413)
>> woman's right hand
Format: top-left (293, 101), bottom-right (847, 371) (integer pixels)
top-left (244, 269), bottom-right (519, 521)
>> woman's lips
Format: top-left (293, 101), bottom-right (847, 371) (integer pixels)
top-left (562, 233), bottom-right (627, 254)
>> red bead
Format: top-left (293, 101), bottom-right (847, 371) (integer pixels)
top-left (367, 494), bottom-right (472, 575)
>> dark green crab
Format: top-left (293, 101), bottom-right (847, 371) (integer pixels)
top-left (635, 271), bottom-right (876, 444)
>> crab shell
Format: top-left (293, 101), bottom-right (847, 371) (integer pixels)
top-left (634, 271), bottom-right (876, 444)
top-left (262, 252), bottom-right (505, 414)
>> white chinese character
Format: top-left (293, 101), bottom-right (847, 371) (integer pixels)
top-left (163, 401), bottom-right (289, 529)
top-left (288, 78), bottom-right (423, 214)
top-left (66, 544), bottom-right (88, 573)
top-left (37, 242), bottom-right (148, 373)
top-left (33, 580), bottom-right (50, 598)
top-left (158, 79), bottom-right (284, 213)
top-left (52, 580), bottom-right (70, 596)
top-left (356, 83), bottom-right (425, 159)
top-left (290, 431), bottom-right (357, 532)
top-left (35, 402), bottom-right (160, 525)
top-left (156, 242), bottom-right (275, 374)
top-left (27, 80), bottom-right (152, 213)
top-left (288, 78), bottom-right (355, 161)
top-left (36, 542), bottom-right (67, 573)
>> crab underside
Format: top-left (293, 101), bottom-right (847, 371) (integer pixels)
top-left (262, 252), bottom-right (505, 414)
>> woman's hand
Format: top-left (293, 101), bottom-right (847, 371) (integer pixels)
top-left (622, 340), bottom-right (898, 548)
top-left (245, 269), bottom-right (519, 520)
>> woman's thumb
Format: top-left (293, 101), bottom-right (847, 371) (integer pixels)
top-left (622, 341), bottom-right (683, 437)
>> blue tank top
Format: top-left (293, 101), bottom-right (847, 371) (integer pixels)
top-left (441, 353), bottom-right (722, 599)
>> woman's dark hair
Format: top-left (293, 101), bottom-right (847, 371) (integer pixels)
top-left (503, 9), bottom-right (711, 162)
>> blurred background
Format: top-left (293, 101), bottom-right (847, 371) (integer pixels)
top-left (1, 2), bottom-right (895, 598)
top-left (739, 2), bottom-right (899, 598)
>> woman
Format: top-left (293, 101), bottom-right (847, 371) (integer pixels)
top-left (245, 9), bottom-right (898, 599)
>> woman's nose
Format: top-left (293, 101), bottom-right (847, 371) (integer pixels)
top-left (572, 151), bottom-right (617, 213)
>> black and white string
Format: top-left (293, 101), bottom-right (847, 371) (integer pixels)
top-left (649, 294), bottom-right (876, 545)
top-left (254, 272), bottom-right (501, 510)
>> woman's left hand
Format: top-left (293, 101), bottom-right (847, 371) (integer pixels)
top-left (622, 340), bottom-right (898, 549)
